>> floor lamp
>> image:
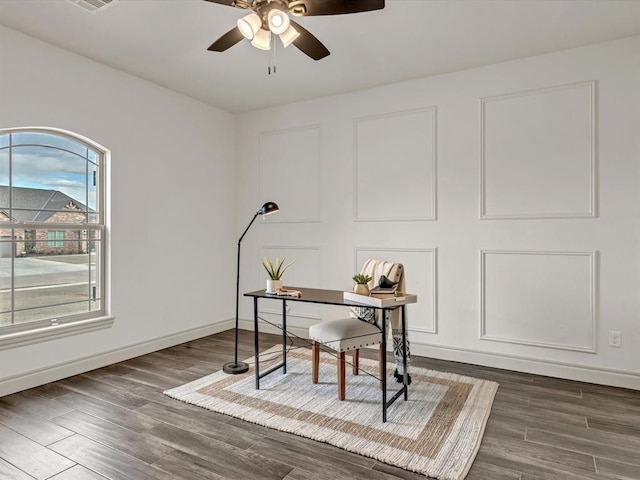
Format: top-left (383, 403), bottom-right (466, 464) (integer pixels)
top-left (223, 201), bottom-right (280, 374)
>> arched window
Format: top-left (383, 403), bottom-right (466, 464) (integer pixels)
top-left (0, 128), bottom-right (110, 345)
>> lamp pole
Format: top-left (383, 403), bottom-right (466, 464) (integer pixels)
top-left (223, 202), bottom-right (279, 374)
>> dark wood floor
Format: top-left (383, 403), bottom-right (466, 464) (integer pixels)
top-left (1, 330), bottom-right (639, 480)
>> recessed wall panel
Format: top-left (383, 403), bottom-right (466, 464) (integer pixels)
top-left (480, 250), bottom-right (597, 352)
top-left (260, 126), bottom-right (321, 222)
top-left (259, 246), bottom-right (321, 320)
top-left (355, 108), bottom-right (436, 221)
top-left (355, 248), bottom-right (437, 333)
top-left (480, 81), bottom-right (596, 219)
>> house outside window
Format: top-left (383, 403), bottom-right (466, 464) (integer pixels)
top-left (0, 128), bottom-right (110, 345)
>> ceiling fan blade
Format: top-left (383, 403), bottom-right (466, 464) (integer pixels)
top-left (208, 27), bottom-right (245, 52)
top-left (289, 0), bottom-right (384, 16)
top-left (201, 0), bottom-right (240, 7)
top-left (289, 20), bottom-right (330, 61)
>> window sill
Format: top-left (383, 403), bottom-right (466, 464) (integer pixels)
top-left (0, 316), bottom-right (115, 351)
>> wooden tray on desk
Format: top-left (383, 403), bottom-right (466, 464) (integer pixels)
top-left (343, 291), bottom-right (417, 308)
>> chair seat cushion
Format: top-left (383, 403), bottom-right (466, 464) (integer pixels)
top-left (309, 318), bottom-right (382, 352)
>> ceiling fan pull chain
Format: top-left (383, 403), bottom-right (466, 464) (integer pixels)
top-left (273, 33), bottom-right (277, 74)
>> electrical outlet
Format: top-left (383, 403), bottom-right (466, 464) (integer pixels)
top-left (609, 330), bottom-right (622, 347)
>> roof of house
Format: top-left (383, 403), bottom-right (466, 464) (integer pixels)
top-left (0, 186), bottom-right (89, 223)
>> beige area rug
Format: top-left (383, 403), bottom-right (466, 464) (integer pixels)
top-left (164, 346), bottom-right (498, 480)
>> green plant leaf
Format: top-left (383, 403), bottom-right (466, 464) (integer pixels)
top-left (352, 273), bottom-right (371, 284)
top-left (262, 256), bottom-right (295, 280)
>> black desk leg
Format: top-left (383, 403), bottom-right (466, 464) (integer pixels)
top-left (282, 300), bottom-right (287, 374)
top-left (401, 305), bottom-right (408, 400)
top-left (254, 297), bottom-right (260, 390)
top-left (381, 309), bottom-right (387, 423)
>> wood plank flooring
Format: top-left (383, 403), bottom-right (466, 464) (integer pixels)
top-left (1, 329), bottom-right (639, 480)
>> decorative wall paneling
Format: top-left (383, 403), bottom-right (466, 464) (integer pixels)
top-left (480, 250), bottom-right (598, 353)
top-left (354, 107), bottom-right (437, 221)
top-left (480, 81), bottom-right (596, 219)
top-left (259, 125), bottom-right (322, 223)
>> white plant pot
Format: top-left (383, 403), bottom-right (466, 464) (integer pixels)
top-left (266, 279), bottom-right (283, 293)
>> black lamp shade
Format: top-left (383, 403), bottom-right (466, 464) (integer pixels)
top-left (259, 202), bottom-right (279, 216)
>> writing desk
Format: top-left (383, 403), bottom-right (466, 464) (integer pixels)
top-left (244, 287), bottom-right (416, 422)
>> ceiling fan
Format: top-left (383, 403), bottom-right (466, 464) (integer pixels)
top-left (203, 0), bottom-right (385, 61)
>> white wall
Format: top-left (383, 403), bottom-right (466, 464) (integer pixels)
top-left (0, 26), bottom-right (237, 395)
top-left (1, 26), bottom-right (637, 394)
top-left (236, 36), bottom-right (640, 390)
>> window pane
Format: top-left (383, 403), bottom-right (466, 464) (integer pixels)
top-left (11, 132), bottom-right (87, 157)
top-left (86, 228), bottom-right (101, 253)
top-left (47, 231), bottom-right (63, 247)
top-left (0, 148), bottom-right (8, 189)
top-left (0, 287), bottom-right (9, 315)
top-left (13, 248), bottom-right (93, 324)
top-left (0, 149), bottom-right (8, 213)
top-left (12, 145), bottom-right (89, 209)
top-left (0, 134), bottom-right (9, 149)
top-left (88, 168), bottom-right (97, 213)
top-left (29, 232), bottom-right (92, 256)
top-left (13, 302), bottom-right (91, 325)
top-left (0, 243), bottom-right (11, 317)
top-left (88, 213), bottom-right (100, 225)
top-left (14, 284), bottom-right (91, 312)
top-left (0, 234), bottom-right (13, 260)
top-left (13, 209), bottom-right (88, 225)
top-left (90, 237), bottom-right (101, 309)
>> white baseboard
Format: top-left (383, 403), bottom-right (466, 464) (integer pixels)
top-left (408, 342), bottom-right (640, 391)
top-left (0, 319), bottom-right (235, 397)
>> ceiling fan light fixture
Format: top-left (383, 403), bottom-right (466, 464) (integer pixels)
top-left (288, 1), bottom-right (306, 16)
top-left (251, 28), bottom-right (271, 50)
top-left (267, 8), bottom-right (290, 35)
top-left (237, 12), bottom-right (261, 40)
top-left (279, 25), bottom-right (300, 48)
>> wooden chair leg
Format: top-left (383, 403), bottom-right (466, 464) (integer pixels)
top-left (352, 349), bottom-right (359, 375)
top-left (337, 351), bottom-right (346, 400)
top-left (312, 341), bottom-right (319, 384)
top-left (379, 343), bottom-right (384, 390)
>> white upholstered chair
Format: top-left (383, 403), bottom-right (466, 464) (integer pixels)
top-left (308, 261), bottom-right (404, 400)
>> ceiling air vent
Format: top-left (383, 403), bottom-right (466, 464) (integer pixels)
top-left (66, 0), bottom-right (118, 14)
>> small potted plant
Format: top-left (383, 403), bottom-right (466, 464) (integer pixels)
top-left (262, 256), bottom-right (294, 293)
top-left (352, 273), bottom-right (372, 296)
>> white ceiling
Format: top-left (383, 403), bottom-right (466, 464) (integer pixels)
top-left (1, 0), bottom-right (639, 113)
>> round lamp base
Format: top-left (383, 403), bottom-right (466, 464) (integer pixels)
top-left (223, 361), bottom-right (249, 375)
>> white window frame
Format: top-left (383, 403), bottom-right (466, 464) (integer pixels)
top-left (0, 127), bottom-right (113, 349)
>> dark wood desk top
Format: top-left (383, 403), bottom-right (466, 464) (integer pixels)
top-left (244, 287), bottom-right (413, 310)
top-left (244, 287), bottom-right (348, 306)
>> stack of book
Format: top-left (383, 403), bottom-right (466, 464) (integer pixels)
top-left (370, 284), bottom-right (398, 296)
